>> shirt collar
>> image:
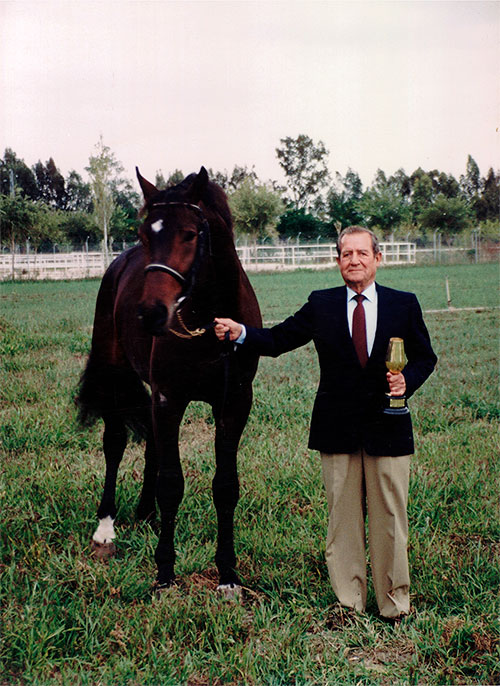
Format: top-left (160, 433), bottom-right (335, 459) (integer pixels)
top-left (347, 281), bottom-right (377, 303)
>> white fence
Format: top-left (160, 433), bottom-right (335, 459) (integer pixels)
top-left (0, 251), bottom-right (114, 281)
top-left (0, 242), bottom-right (416, 280)
top-left (237, 242), bottom-right (416, 270)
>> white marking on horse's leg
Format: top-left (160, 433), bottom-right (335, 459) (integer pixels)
top-left (151, 219), bottom-right (164, 233)
top-left (217, 583), bottom-right (243, 600)
top-left (93, 516), bottom-right (116, 544)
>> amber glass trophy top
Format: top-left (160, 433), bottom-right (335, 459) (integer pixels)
top-left (385, 337), bottom-right (407, 374)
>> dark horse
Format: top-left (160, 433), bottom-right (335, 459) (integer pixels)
top-left (77, 167), bottom-right (261, 592)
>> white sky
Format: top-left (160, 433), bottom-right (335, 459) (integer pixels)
top-left (1, 0), bottom-right (498, 191)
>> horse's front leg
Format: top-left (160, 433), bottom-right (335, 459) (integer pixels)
top-left (136, 430), bottom-right (158, 522)
top-left (212, 386), bottom-right (253, 592)
top-left (152, 389), bottom-right (187, 588)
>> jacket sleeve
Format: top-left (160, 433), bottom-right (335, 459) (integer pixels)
top-left (403, 295), bottom-right (437, 398)
top-left (243, 297), bottom-right (315, 357)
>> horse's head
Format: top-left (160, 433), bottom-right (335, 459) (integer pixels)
top-left (136, 167), bottom-right (210, 336)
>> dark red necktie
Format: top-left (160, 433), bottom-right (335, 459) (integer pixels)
top-left (352, 294), bottom-right (368, 368)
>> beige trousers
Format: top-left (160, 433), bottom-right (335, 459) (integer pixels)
top-left (320, 449), bottom-right (411, 618)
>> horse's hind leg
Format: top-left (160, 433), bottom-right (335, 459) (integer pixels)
top-left (92, 414), bottom-right (127, 549)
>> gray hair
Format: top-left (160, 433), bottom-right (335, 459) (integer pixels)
top-left (336, 226), bottom-right (380, 256)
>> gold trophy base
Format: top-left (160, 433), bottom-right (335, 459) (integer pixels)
top-left (384, 393), bottom-right (410, 415)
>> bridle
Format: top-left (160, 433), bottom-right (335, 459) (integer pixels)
top-left (144, 201), bottom-right (210, 305)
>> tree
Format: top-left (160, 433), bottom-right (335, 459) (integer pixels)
top-left (0, 191), bottom-right (38, 252)
top-left (0, 192), bottom-right (62, 275)
top-left (326, 168), bottom-right (364, 230)
top-left (86, 136), bottom-right (124, 265)
top-left (155, 169), bottom-right (185, 188)
top-left (276, 134), bottom-right (330, 211)
top-left (460, 155), bottom-right (481, 201)
top-left (358, 185), bottom-right (410, 235)
top-left (432, 171), bottom-right (460, 199)
top-left (65, 170), bottom-right (92, 212)
top-left (387, 168), bottom-right (412, 199)
top-left (33, 157), bottom-right (66, 209)
top-left (0, 148), bottom-right (38, 199)
top-left (207, 165), bottom-right (258, 193)
top-left (417, 194), bottom-right (472, 239)
top-left (476, 168), bottom-right (500, 222)
top-left (409, 171), bottom-right (434, 222)
top-left (276, 209), bottom-right (329, 240)
top-left (228, 179), bottom-right (284, 241)
top-left (57, 211), bottom-right (99, 247)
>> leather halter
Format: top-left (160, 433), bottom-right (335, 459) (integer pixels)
top-left (143, 201), bottom-right (209, 302)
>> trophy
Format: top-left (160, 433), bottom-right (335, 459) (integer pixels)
top-left (384, 337), bottom-right (409, 415)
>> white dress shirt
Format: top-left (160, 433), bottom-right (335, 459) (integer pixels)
top-left (346, 281), bottom-right (378, 356)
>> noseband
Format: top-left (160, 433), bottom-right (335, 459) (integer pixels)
top-left (144, 201), bottom-right (209, 303)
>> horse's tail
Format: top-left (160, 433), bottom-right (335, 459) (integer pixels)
top-left (76, 351), bottom-right (151, 441)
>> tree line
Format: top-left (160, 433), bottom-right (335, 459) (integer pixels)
top-left (0, 135), bottom-right (498, 254)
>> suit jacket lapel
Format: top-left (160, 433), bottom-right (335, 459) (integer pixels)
top-left (371, 283), bottom-right (391, 362)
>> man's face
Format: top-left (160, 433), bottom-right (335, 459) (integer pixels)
top-left (336, 232), bottom-right (382, 293)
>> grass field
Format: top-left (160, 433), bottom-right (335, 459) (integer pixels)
top-left (1, 263), bottom-right (499, 685)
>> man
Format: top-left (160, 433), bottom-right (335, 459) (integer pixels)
top-left (215, 226), bottom-right (437, 623)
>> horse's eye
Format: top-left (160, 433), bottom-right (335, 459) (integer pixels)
top-left (183, 230), bottom-right (197, 243)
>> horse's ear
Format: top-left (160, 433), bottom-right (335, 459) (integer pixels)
top-left (136, 167), bottom-right (158, 201)
top-left (187, 166), bottom-right (209, 203)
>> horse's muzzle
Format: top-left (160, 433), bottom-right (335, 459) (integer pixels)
top-left (137, 301), bottom-right (170, 336)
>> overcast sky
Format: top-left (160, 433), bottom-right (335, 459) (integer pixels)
top-left (1, 0), bottom-right (498, 191)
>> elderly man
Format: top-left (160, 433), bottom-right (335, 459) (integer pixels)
top-left (215, 226), bottom-right (437, 623)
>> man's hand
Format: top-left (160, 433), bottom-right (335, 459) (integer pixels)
top-left (386, 371), bottom-right (406, 396)
top-left (214, 317), bottom-right (243, 342)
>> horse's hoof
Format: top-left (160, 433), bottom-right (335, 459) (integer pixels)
top-left (217, 583), bottom-right (243, 601)
top-left (90, 539), bottom-right (117, 560)
top-left (153, 579), bottom-right (177, 601)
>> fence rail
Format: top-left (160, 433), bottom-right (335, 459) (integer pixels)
top-left (0, 242), bottom-right (419, 280)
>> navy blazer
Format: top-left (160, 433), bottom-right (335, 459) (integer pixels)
top-left (243, 283), bottom-right (437, 456)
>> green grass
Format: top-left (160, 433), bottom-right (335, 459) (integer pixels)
top-left (1, 264), bottom-right (499, 685)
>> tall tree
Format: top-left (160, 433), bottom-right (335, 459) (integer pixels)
top-left (409, 171), bottom-right (434, 222)
top-left (86, 136), bottom-right (123, 265)
top-left (33, 157), bottom-right (66, 209)
top-left (111, 179), bottom-right (141, 243)
top-left (65, 170), bottom-right (92, 212)
top-left (460, 154), bottom-right (481, 200)
top-left (276, 134), bottom-right (330, 211)
top-left (326, 168), bottom-right (364, 229)
top-left (0, 148), bottom-right (38, 199)
top-left (476, 168), bottom-right (500, 222)
top-left (387, 168), bottom-right (412, 199)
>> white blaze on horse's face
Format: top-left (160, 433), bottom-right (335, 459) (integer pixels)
top-left (151, 219), bottom-right (164, 233)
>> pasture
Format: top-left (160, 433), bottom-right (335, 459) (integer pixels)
top-left (1, 263), bottom-right (499, 685)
